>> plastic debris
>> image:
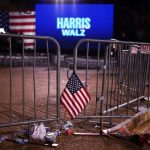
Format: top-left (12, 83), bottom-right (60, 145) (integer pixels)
top-left (45, 127), bottom-right (51, 132)
top-left (64, 127), bottom-right (74, 135)
top-left (63, 121), bottom-right (73, 130)
top-left (132, 106), bottom-right (150, 113)
top-left (32, 122), bottom-right (46, 140)
top-left (103, 111), bottom-right (150, 146)
top-left (74, 132), bottom-right (100, 136)
top-left (44, 130), bottom-right (61, 144)
top-left (15, 138), bottom-right (28, 144)
top-left (63, 121), bottom-right (74, 135)
top-left (52, 143), bottom-right (58, 147)
top-left (0, 135), bottom-right (10, 143)
top-left (144, 97), bottom-right (150, 101)
top-left (15, 128), bottom-right (29, 137)
top-left (0, 136), bottom-right (6, 143)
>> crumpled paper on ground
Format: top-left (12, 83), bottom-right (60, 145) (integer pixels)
top-left (103, 110), bottom-right (150, 146)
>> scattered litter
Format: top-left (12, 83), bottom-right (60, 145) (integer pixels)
top-left (64, 128), bottom-right (74, 135)
top-left (32, 122), bottom-right (46, 140)
top-left (0, 122), bottom-right (62, 146)
top-left (15, 128), bottom-right (29, 136)
top-left (144, 97), bottom-right (150, 101)
top-left (63, 121), bottom-right (74, 135)
top-left (103, 110), bottom-right (150, 146)
top-left (63, 121), bottom-right (73, 130)
top-left (0, 135), bottom-right (11, 143)
top-left (15, 138), bottom-right (28, 144)
top-left (45, 127), bottom-right (51, 132)
top-left (132, 106), bottom-right (150, 113)
top-left (52, 143), bottom-right (59, 147)
top-left (0, 136), bottom-right (6, 143)
top-left (44, 130), bottom-right (61, 145)
top-left (74, 132), bottom-right (100, 136)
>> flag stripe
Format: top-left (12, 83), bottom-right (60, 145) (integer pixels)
top-left (24, 46), bottom-right (35, 49)
top-left (73, 93), bottom-right (84, 109)
top-left (23, 32), bottom-right (35, 35)
top-left (76, 91), bottom-right (86, 107)
top-left (9, 22), bottom-right (35, 26)
top-left (9, 25), bottom-right (35, 30)
top-left (24, 43), bottom-right (34, 46)
top-left (61, 96), bottom-right (75, 118)
top-left (65, 88), bottom-right (81, 113)
top-left (81, 88), bottom-right (90, 103)
top-left (9, 15), bottom-right (35, 19)
top-left (9, 11), bottom-right (35, 16)
top-left (62, 91), bottom-right (78, 116)
top-left (9, 18), bottom-right (35, 23)
top-left (62, 95), bottom-right (77, 117)
top-left (9, 29), bottom-right (35, 33)
top-left (9, 11), bottom-right (35, 49)
top-left (83, 87), bottom-right (91, 100)
top-left (62, 96), bottom-right (75, 117)
top-left (80, 89), bottom-right (89, 103)
top-left (72, 93), bottom-right (84, 110)
top-left (24, 39), bottom-right (35, 43)
top-left (77, 90), bottom-right (88, 106)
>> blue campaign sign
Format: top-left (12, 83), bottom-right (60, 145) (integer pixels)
top-left (36, 4), bottom-right (114, 52)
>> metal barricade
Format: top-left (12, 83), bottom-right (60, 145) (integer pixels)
top-left (0, 33), bottom-right (61, 128)
top-left (73, 39), bottom-right (150, 131)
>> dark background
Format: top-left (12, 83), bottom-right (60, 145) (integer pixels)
top-left (0, 0), bottom-right (150, 42)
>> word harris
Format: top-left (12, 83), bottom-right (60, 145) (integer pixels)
top-left (57, 17), bottom-right (91, 36)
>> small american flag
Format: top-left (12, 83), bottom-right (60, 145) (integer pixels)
top-left (61, 72), bottom-right (91, 119)
top-left (0, 11), bottom-right (35, 49)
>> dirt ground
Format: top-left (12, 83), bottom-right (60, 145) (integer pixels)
top-left (0, 66), bottom-right (149, 150)
top-left (0, 135), bottom-right (150, 150)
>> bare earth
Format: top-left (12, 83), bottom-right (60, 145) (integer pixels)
top-left (0, 67), bottom-right (149, 150)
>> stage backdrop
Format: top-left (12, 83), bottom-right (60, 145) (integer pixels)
top-left (36, 4), bottom-right (114, 53)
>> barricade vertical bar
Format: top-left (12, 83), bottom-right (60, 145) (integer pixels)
top-left (22, 38), bottom-right (25, 121)
top-left (142, 54), bottom-right (149, 97)
top-left (85, 42), bottom-right (89, 87)
top-left (56, 38), bottom-right (61, 120)
top-left (146, 56), bottom-right (150, 108)
top-left (9, 37), bottom-right (12, 123)
top-left (119, 44), bottom-right (124, 105)
top-left (117, 44), bottom-right (122, 114)
top-left (106, 43), bottom-right (111, 115)
top-left (148, 71), bottom-right (150, 109)
top-left (139, 54), bottom-right (144, 96)
top-left (46, 40), bottom-right (50, 119)
top-left (111, 47), bottom-right (116, 111)
top-left (137, 52), bottom-right (141, 111)
top-left (100, 46), bottom-right (108, 133)
top-left (131, 54), bottom-right (137, 98)
top-left (115, 44), bottom-right (119, 114)
top-left (95, 42), bottom-right (101, 115)
top-left (126, 45), bottom-right (131, 115)
top-left (84, 42), bottom-right (89, 115)
top-left (113, 46), bottom-right (119, 115)
top-left (122, 44), bottom-right (128, 104)
top-left (33, 40), bottom-right (37, 120)
top-left (109, 44), bottom-right (116, 124)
